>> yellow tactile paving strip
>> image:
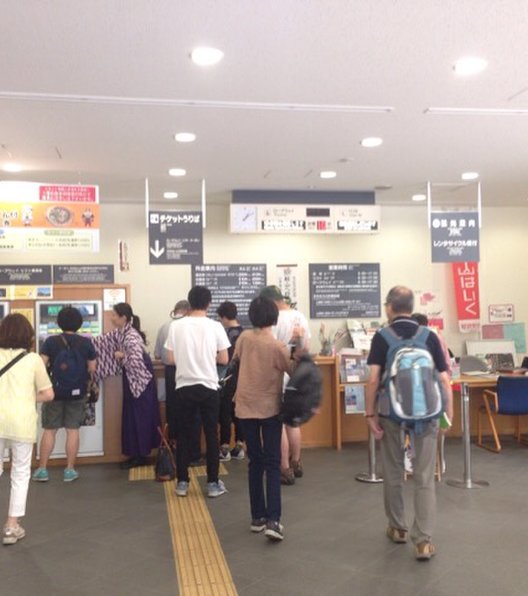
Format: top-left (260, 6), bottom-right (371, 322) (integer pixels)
top-left (129, 464), bottom-right (237, 596)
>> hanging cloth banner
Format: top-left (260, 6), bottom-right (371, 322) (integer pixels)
top-left (452, 262), bottom-right (480, 333)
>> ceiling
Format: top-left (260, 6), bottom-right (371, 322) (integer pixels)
top-left (1, 0), bottom-right (528, 208)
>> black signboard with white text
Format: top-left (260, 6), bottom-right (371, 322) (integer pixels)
top-left (0, 265), bottom-right (52, 285)
top-left (53, 265), bottom-right (114, 284)
top-left (148, 211), bottom-right (203, 265)
top-left (309, 263), bottom-right (381, 319)
top-left (192, 264), bottom-right (267, 327)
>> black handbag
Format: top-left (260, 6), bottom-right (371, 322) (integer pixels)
top-left (155, 425), bottom-right (177, 482)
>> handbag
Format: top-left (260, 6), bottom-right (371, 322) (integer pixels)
top-left (155, 425), bottom-right (177, 482)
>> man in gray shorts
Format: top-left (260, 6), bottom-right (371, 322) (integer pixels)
top-left (32, 307), bottom-right (97, 483)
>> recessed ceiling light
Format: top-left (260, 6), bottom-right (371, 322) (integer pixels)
top-left (2, 162), bottom-right (23, 173)
top-left (163, 192), bottom-right (178, 199)
top-left (461, 171), bottom-right (479, 181)
top-left (174, 132), bottom-right (196, 143)
top-left (453, 56), bottom-right (488, 76)
top-left (412, 194), bottom-right (427, 202)
top-left (191, 46), bottom-right (224, 66)
top-left (168, 168), bottom-right (186, 177)
top-left (320, 170), bottom-right (337, 179)
top-left (360, 137), bottom-right (383, 148)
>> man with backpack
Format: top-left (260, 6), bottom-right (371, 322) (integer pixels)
top-left (33, 306), bottom-right (97, 483)
top-left (365, 286), bottom-right (453, 561)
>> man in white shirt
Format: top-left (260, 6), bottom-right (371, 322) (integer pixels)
top-left (165, 286), bottom-right (230, 498)
top-left (260, 286), bottom-right (311, 485)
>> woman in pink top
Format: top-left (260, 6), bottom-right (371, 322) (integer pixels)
top-left (234, 297), bottom-right (296, 542)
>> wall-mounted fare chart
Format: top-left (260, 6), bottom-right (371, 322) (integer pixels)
top-left (309, 263), bottom-right (381, 319)
top-left (192, 264), bottom-right (267, 327)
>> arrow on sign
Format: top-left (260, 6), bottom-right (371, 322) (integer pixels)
top-left (150, 240), bottom-right (165, 259)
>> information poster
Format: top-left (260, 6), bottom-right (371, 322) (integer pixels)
top-left (309, 263), bottom-right (381, 319)
top-left (192, 264), bottom-right (266, 327)
top-left (0, 181), bottom-right (100, 252)
top-left (431, 211), bottom-right (480, 263)
top-left (276, 264), bottom-right (298, 306)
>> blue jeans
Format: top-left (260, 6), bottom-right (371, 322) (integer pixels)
top-left (241, 416), bottom-right (282, 522)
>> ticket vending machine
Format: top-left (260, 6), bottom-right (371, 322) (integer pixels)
top-left (36, 300), bottom-right (104, 457)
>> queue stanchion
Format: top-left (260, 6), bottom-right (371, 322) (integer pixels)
top-left (355, 427), bottom-right (383, 483)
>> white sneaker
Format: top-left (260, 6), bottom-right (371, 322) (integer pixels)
top-left (207, 479), bottom-right (227, 498)
top-left (3, 525), bottom-right (26, 545)
top-left (175, 481), bottom-right (189, 497)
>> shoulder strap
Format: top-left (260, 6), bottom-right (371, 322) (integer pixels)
top-left (379, 325), bottom-right (402, 349)
top-left (412, 325), bottom-right (430, 344)
top-left (0, 351), bottom-right (28, 377)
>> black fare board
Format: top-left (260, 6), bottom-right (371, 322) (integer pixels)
top-left (0, 265), bottom-right (52, 285)
top-left (309, 263), bottom-right (381, 319)
top-left (53, 265), bottom-right (114, 285)
top-left (192, 264), bottom-right (267, 327)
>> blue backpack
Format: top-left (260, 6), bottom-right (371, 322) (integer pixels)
top-left (378, 326), bottom-right (443, 426)
top-left (51, 335), bottom-right (87, 400)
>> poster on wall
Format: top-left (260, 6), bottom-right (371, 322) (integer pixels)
top-left (431, 211), bottom-right (479, 263)
top-left (192, 264), bottom-right (266, 327)
top-left (488, 304), bottom-right (514, 323)
top-left (481, 322), bottom-right (526, 354)
top-left (148, 211), bottom-right (203, 265)
top-left (276, 264), bottom-right (298, 306)
top-left (0, 181), bottom-right (99, 252)
top-left (414, 289), bottom-right (445, 330)
top-left (309, 263), bottom-right (381, 319)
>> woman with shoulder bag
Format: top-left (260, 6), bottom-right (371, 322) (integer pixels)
top-left (0, 314), bottom-right (54, 545)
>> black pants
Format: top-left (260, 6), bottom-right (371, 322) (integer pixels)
top-left (175, 384), bottom-right (220, 483)
top-left (165, 365), bottom-right (201, 461)
top-left (219, 388), bottom-right (244, 446)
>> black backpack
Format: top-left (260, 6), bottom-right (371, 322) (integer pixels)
top-left (279, 354), bottom-right (323, 427)
top-left (50, 335), bottom-right (87, 400)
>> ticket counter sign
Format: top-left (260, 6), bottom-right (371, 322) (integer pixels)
top-left (0, 181), bottom-right (99, 252)
top-left (148, 210), bottom-right (203, 265)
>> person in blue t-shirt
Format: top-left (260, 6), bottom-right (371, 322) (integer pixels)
top-left (32, 307), bottom-right (96, 483)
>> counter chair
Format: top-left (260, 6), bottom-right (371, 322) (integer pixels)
top-left (477, 375), bottom-right (528, 453)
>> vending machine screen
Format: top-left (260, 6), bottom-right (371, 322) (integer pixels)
top-left (37, 301), bottom-right (102, 351)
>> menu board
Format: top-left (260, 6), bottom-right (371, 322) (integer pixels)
top-left (192, 264), bottom-right (267, 327)
top-left (309, 263), bottom-right (381, 319)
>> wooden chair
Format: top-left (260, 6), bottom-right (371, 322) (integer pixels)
top-left (477, 375), bottom-right (528, 453)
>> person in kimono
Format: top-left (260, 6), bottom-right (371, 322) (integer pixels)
top-left (94, 303), bottom-right (160, 469)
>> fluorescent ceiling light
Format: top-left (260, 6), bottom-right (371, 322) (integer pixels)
top-left (0, 92), bottom-right (394, 114)
top-left (320, 171), bottom-right (337, 179)
top-left (2, 162), bottom-right (23, 173)
top-left (174, 132), bottom-right (196, 143)
top-left (360, 137), bottom-right (383, 148)
top-left (191, 47), bottom-right (224, 66)
top-left (461, 171), bottom-right (479, 181)
top-left (164, 192), bottom-right (178, 199)
top-left (425, 107), bottom-right (528, 116)
top-left (168, 168), bottom-right (186, 177)
top-left (412, 194), bottom-right (427, 202)
top-left (453, 56), bottom-right (488, 76)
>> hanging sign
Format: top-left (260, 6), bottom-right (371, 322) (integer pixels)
top-left (148, 211), bottom-right (203, 265)
top-left (431, 211), bottom-right (479, 263)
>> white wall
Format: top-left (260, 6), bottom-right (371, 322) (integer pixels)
top-left (4, 202), bottom-right (528, 360)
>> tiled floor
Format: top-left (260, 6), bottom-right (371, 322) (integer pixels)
top-left (1, 438), bottom-right (527, 595)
